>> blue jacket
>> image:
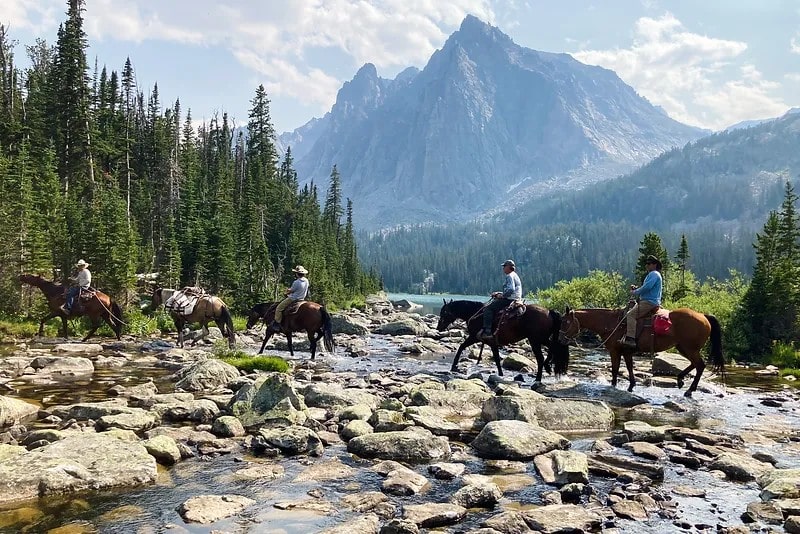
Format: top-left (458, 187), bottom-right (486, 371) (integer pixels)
top-left (634, 270), bottom-right (662, 306)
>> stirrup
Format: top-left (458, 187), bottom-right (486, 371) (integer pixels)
top-left (620, 336), bottom-right (636, 348)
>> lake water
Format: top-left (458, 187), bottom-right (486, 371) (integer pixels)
top-left (387, 292), bottom-right (488, 315)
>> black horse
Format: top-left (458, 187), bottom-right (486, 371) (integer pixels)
top-left (246, 301), bottom-right (334, 360)
top-left (437, 299), bottom-right (569, 381)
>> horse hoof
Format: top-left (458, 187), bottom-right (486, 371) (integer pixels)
top-left (676, 380), bottom-right (684, 389)
top-left (627, 386), bottom-right (635, 393)
top-left (531, 381), bottom-right (543, 390)
top-left (684, 390), bottom-right (693, 398)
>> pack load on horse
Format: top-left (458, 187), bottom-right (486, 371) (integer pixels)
top-left (246, 298), bottom-right (334, 360)
top-left (437, 298), bottom-right (569, 382)
top-left (18, 273), bottom-right (124, 341)
top-left (152, 287), bottom-right (235, 348)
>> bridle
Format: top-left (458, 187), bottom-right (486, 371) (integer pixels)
top-left (559, 312), bottom-right (581, 343)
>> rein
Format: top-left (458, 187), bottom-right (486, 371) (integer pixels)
top-left (562, 310), bottom-right (626, 349)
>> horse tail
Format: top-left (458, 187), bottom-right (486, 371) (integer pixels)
top-left (321, 306), bottom-right (335, 354)
top-left (704, 314), bottom-right (725, 376)
top-left (220, 304), bottom-right (236, 347)
top-left (548, 309), bottom-right (569, 376)
top-left (110, 301), bottom-right (124, 338)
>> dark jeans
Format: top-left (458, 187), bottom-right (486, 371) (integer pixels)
top-left (483, 298), bottom-right (512, 332)
top-left (65, 287), bottom-right (81, 310)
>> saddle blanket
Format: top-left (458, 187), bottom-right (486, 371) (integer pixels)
top-left (165, 290), bottom-right (202, 316)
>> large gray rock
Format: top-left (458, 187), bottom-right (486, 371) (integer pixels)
top-left (405, 406), bottom-right (462, 438)
top-left (532, 398), bottom-right (614, 432)
top-left (451, 483), bottom-right (502, 508)
top-left (178, 494), bottom-right (255, 524)
top-left (29, 355), bottom-right (94, 375)
top-left (52, 343), bottom-right (104, 354)
top-left (502, 353), bottom-right (537, 372)
top-left (471, 421), bottom-right (569, 460)
top-left (523, 504), bottom-right (603, 533)
top-left (481, 396), bottom-right (539, 424)
top-left (403, 503), bottom-right (467, 528)
top-left (229, 373), bottom-right (308, 428)
top-left (330, 314), bottom-right (370, 335)
top-left (381, 463), bottom-right (429, 496)
top-left (709, 452), bottom-right (774, 482)
top-left (0, 433), bottom-right (156, 505)
top-left (212, 415), bottom-right (245, 438)
top-left (537, 382), bottom-right (647, 407)
top-left (96, 410), bottom-right (158, 432)
top-left (49, 400), bottom-right (135, 421)
top-left (374, 319), bottom-right (425, 336)
top-left (174, 359), bottom-right (240, 392)
top-left (341, 420), bottom-right (374, 441)
top-left (348, 429), bottom-right (451, 462)
top-left (154, 399), bottom-right (220, 424)
top-left (409, 388), bottom-right (491, 417)
top-left (302, 383), bottom-right (379, 410)
top-left (623, 421), bottom-right (669, 443)
top-left (143, 435), bottom-right (181, 465)
top-left (651, 352), bottom-right (689, 376)
top-left (0, 396), bottom-right (39, 428)
top-left (534, 450), bottom-right (589, 486)
top-left (760, 469), bottom-right (800, 500)
top-left (258, 425), bottom-right (323, 456)
top-left (320, 514), bottom-right (381, 534)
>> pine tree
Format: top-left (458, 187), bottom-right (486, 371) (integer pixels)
top-left (673, 234), bottom-right (691, 300)
top-left (636, 232), bottom-right (670, 292)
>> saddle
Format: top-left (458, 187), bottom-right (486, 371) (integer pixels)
top-left (284, 300), bottom-right (306, 316)
top-left (623, 303), bottom-right (671, 348)
top-left (500, 300), bottom-right (527, 320)
top-left (79, 288), bottom-right (97, 301)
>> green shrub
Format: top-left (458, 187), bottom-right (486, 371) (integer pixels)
top-left (231, 315), bottom-right (249, 332)
top-left (532, 270), bottom-right (628, 311)
top-left (779, 368), bottom-right (800, 379)
top-left (765, 341), bottom-right (800, 368)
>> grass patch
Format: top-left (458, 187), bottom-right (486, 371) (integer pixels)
top-left (214, 345), bottom-right (289, 373)
top-left (779, 368), bottom-right (800, 379)
top-left (231, 315), bottom-right (249, 332)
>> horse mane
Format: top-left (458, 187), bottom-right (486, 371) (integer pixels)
top-left (18, 274), bottom-right (63, 296)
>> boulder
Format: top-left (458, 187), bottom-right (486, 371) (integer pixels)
top-left (0, 396), bottom-right (39, 428)
top-left (96, 410), bottom-right (157, 432)
top-left (341, 420), bottom-right (374, 441)
top-left (471, 421), bottom-right (569, 460)
top-left (532, 398), bottom-right (614, 432)
top-left (379, 519), bottom-right (420, 534)
top-left (760, 469), bottom-right (800, 500)
top-left (537, 382), bottom-right (647, 407)
top-left (624, 441), bottom-right (666, 460)
top-left (330, 314), bottom-right (370, 335)
top-left (0, 433), bottom-right (156, 505)
top-left (29, 355), bottom-right (94, 376)
top-left (174, 359), bottom-right (239, 392)
top-left (301, 383), bottom-right (379, 410)
top-left (404, 406), bottom-right (462, 438)
top-left (534, 450), bottom-right (589, 485)
top-left (483, 511), bottom-right (532, 533)
top-left (257, 425), bottom-right (323, 456)
top-left (348, 429), bottom-right (450, 462)
top-left (391, 299), bottom-right (422, 312)
top-left (229, 373), bottom-right (308, 428)
top-left (428, 462), bottom-right (465, 480)
top-left (403, 503), bottom-right (467, 528)
top-left (613, 500), bottom-right (648, 520)
top-left (409, 388), bottom-right (491, 417)
top-left (381, 464), bottom-right (429, 496)
top-left (623, 421), bottom-right (669, 443)
top-left (49, 400), bottom-right (135, 421)
top-left (177, 494), bottom-right (255, 524)
top-left (522, 505), bottom-right (603, 534)
top-left (143, 435), bottom-right (181, 465)
top-left (651, 352), bottom-right (688, 376)
top-left (709, 452), bottom-right (774, 482)
top-left (786, 516), bottom-right (800, 534)
top-left (211, 415), bottom-right (245, 438)
top-left (481, 396), bottom-right (539, 424)
top-left (369, 409), bottom-right (413, 432)
top-left (337, 404), bottom-right (373, 421)
top-left (52, 343), bottom-right (104, 354)
top-left (294, 458), bottom-right (358, 483)
top-left (155, 399), bottom-right (220, 424)
top-left (446, 378), bottom-right (491, 393)
top-left (319, 514), bottom-right (380, 534)
top-left (374, 319), bottom-right (425, 336)
top-left (451, 483), bottom-right (502, 508)
top-left (502, 353), bottom-right (537, 372)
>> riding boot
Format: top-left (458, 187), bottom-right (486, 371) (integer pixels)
top-left (59, 305), bottom-right (70, 315)
top-left (620, 336), bottom-right (637, 348)
top-left (270, 320), bottom-right (282, 332)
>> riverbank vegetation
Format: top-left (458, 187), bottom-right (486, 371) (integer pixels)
top-left (0, 3), bottom-right (379, 320)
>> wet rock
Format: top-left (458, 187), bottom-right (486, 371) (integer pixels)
top-left (0, 433), bottom-right (156, 505)
top-left (177, 494), bottom-right (255, 524)
top-left (380, 518), bottom-right (420, 534)
top-left (471, 420), bottom-right (569, 460)
top-left (531, 398), bottom-right (614, 432)
top-left (173, 359), bottom-right (240, 392)
top-left (145, 426), bottom-right (217, 444)
top-left (742, 501), bottom-right (783, 524)
top-left (0, 396), bottom-right (39, 428)
top-left (786, 516), bottom-right (800, 534)
top-left (330, 313), bottom-right (370, 335)
top-left (143, 435), bottom-right (181, 465)
top-left (622, 421), bottom-right (669, 443)
top-left (523, 504), bottom-right (603, 533)
top-left (672, 485), bottom-right (706, 497)
top-left (382, 464), bottom-right (429, 496)
top-left (558, 482), bottom-right (584, 504)
top-left (709, 452), bottom-right (773, 481)
top-left (775, 499), bottom-right (800, 516)
top-left (342, 419), bottom-right (374, 441)
top-left (211, 415), bottom-right (245, 438)
top-left (624, 441), bottom-right (666, 460)
top-left (96, 410), bottom-right (158, 432)
top-left (534, 450), bottom-right (589, 485)
top-left (347, 427), bottom-right (450, 462)
top-left (760, 469), bottom-right (800, 500)
top-left (403, 503), bottom-right (467, 528)
top-left (536, 382), bottom-right (647, 407)
top-left (501, 353), bottom-right (537, 372)
top-left (451, 483), bottom-right (502, 508)
top-left (341, 491), bottom-right (389, 513)
top-left (337, 404), bottom-right (373, 421)
top-left (651, 352), bottom-right (688, 376)
top-left (612, 500), bottom-right (648, 520)
top-left (409, 388), bottom-right (491, 417)
top-left (429, 462), bottom-right (465, 480)
top-left (156, 399), bottom-right (220, 424)
top-left (482, 511), bottom-right (531, 533)
top-left (52, 343), bottom-right (104, 354)
top-left (374, 319), bottom-right (425, 336)
top-left (21, 429), bottom-right (64, 447)
top-left (665, 427), bottom-right (742, 448)
top-left (404, 406), bottom-right (462, 438)
top-left (302, 383), bottom-right (380, 410)
top-left (231, 463), bottom-right (285, 481)
top-left (295, 458), bottom-right (357, 483)
top-left (49, 400), bottom-right (134, 421)
top-left (140, 340), bottom-right (174, 352)
top-left (320, 514), bottom-right (380, 534)
top-left (29, 355), bottom-right (94, 376)
top-left (481, 396), bottom-right (539, 424)
top-left (369, 409), bottom-right (414, 432)
top-left (591, 452), bottom-right (665, 480)
top-left (257, 425), bottom-right (323, 456)
top-left (229, 373), bottom-right (308, 428)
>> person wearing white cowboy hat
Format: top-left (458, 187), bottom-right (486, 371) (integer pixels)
top-left (270, 265), bottom-right (310, 332)
top-left (60, 259), bottom-right (92, 315)
top-left (480, 259), bottom-right (522, 340)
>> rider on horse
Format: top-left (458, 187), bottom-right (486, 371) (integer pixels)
top-left (481, 259), bottom-right (522, 341)
top-left (621, 255), bottom-right (663, 347)
top-left (270, 265), bottom-right (310, 332)
top-left (60, 259), bottom-right (92, 315)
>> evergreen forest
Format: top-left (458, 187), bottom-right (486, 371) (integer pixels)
top-left (0, 2), bottom-right (378, 315)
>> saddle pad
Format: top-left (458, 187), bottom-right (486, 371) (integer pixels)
top-left (165, 290), bottom-right (199, 316)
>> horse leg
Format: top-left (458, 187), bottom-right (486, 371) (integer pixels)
top-left (477, 343), bottom-right (485, 364)
top-left (177, 318), bottom-right (185, 348)
top-left (38, 312), bottom-right (57, 337)
top-left (491, 343), bottom-right (503, 376)
top-left (624, 352), bottom-right (636, 392)
top-left (308, 331), bottom-right (316, 360)
top-left (684, 353), bottom-right (705, 397)
top-left (82, 318), bottom-right (101, 342)
top-left (452, 335), bottom-right (479, 372)
top-left (530, 341), bottom-right (545, 383)
top-left (609, 348), bottom-right (621, 388)
top-left (287, 332), bottom-right (294, 357)
top-left (258, 330), bottom-right (273, 355)
top-left (191, 322), bottom-right (207, 347)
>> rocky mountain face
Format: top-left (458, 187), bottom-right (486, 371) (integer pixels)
top-left (280, 15), bottom-right (706, 229)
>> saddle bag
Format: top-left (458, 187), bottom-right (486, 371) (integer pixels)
top-left (652, 314), bottom-right (672, 335)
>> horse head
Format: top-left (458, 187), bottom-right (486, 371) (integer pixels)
top-left (151, 287), bottom-right (164, 308)
top-left (246, 303), bottom-right (272, 330)
top-left (558, 307), bottom-right (579, 344)
top-left (436, 301), bottom-right (457, 332)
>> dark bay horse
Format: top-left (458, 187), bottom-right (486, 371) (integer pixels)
top-left (18, 274), bottom-right (123, 341)
top-left (558, 306), bottom-right (724, 397)
top-left (152, 288), bottom-right (235, 348)
top-left (438, 299), bottom-right (569, 382)
top-left (246, 301), bottom-right (334, 359)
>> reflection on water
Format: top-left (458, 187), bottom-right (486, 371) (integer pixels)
top-left (387, 292), bottom-right (488, 315)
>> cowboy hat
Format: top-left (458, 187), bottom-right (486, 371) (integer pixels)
top-left (501, 259), bottom-right (515, 268)
top-left (75, 259), bottom-right (90, 268)
top-left (645, 255), bottom-right (662, 270)
top-left (292, 265), bottom-right (309, 275)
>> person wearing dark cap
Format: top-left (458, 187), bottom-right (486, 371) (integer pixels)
top-left (481, 259), bottom-right (522, 340)
top-left (621, 255), bottom-right (663, 347)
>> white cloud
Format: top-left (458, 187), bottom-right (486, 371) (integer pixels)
top-left (574, 13), bottom-right (788, 130)
top-left (786, 72), bottom-right (800, 83)
top-left (792, 34), bottom-right (800, 54)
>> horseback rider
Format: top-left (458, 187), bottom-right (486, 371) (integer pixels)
top-left (270, 265), bottom-right (310, 332)
top-left (481, 259), bottom-right (522, 340)
top-left (621, 255), bottom-right (663, 347)
top-left (60, 259), bottom-right (92, 315)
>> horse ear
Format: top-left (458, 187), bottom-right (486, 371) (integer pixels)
top-left (443, 298), bottom-right (447, 306)
top-left (449, 298), bottom-right (453, 304)
top-left (565, 306), bottom-right (571, 314)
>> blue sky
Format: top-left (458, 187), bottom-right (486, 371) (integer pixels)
top-left (3, 0), bottom-right (799, 132)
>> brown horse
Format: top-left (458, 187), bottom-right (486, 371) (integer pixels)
top-left (558, 306), bottom-right (724, 397)
top-left (18, 274), bottom-right (124, 341)
top-left (246, 301), bottom-right (334, 359)
top-left (442, 301), bottom-right (569, 381)
top-left (152, 288), bottom-right (235, 348)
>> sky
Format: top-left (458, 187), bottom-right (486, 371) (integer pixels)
top-left (2, 0), bottom-right (799, 133)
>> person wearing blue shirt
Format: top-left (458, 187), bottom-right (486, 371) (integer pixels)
top-left (481, 259), bottom-right (522, 340)
top-left (621, 255), bottom-right (663, 347)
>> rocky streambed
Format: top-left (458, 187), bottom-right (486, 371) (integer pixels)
top-left (0, 305), bottom-right (799, 533)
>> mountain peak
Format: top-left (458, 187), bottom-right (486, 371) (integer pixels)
top-left (354, 63), bottom-right (378, 80)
